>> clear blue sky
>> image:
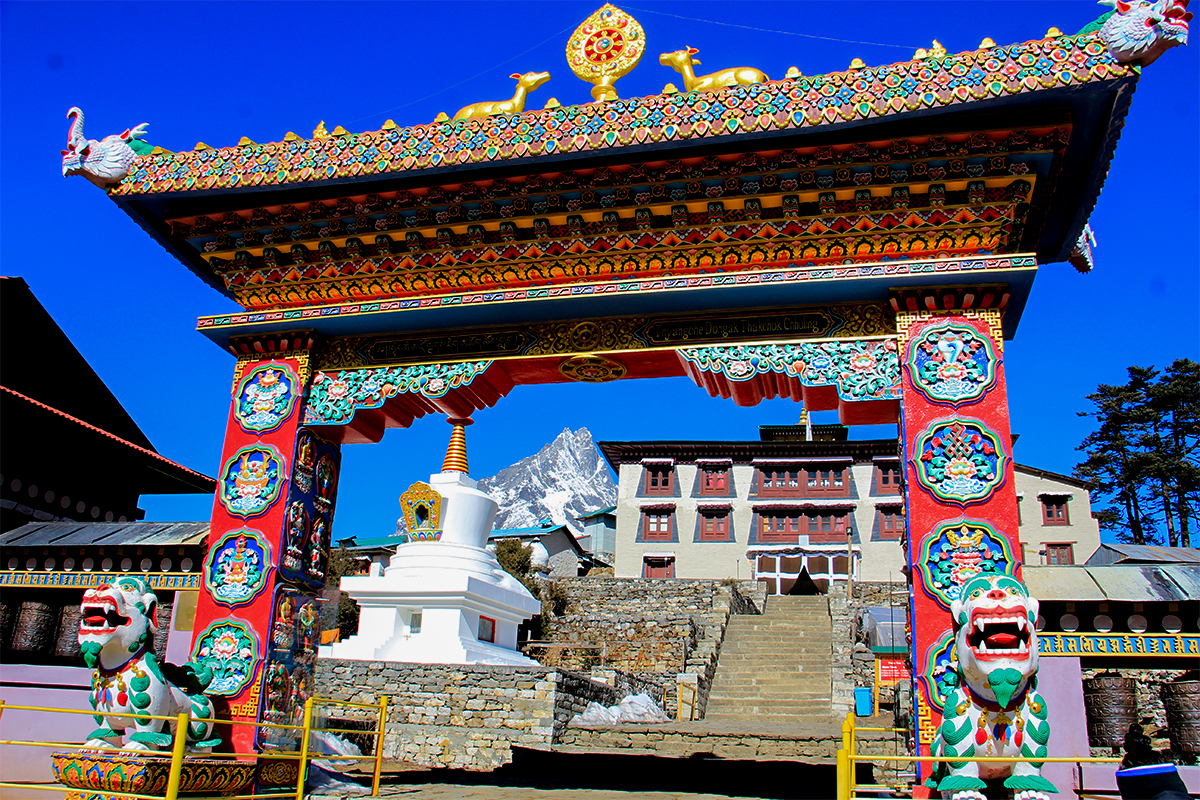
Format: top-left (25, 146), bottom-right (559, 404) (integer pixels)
top-left (2, 2), bottom-right (1196, 543)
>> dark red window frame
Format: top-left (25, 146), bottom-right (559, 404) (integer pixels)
top-left (805, 512), bottom-right (848, 537)
top-left (758, 468), bottom-right (802, 497)
top-left (1045, 543), bottom-right (1074, 565)
top-left (699, 467), bottom-right (730, 495)
top-left (876, 464), bottom-right (901, 495)
top-left (645, 466), bottom-right (674, 496)
top-left (878, 507), bottom-right (904, 539)
top-left (478, 615), bottom-right (496, 643)
top-left (642, 511), bottom-right (673, 540)
top-left (699, 510), bottom-right (731, 541)
top-left (1042, 498), bottom-right (1069, 526)
top-left (804, 468), bottom-right (848, 497)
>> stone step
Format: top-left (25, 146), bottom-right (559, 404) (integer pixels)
top-left (704, 706), bottom-right (833, 718)
top-left (710, 678), bottom-right (831, 689)
top-left (715, 652), bottom-right (831, 661)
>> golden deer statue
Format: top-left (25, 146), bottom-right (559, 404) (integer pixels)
top-left (447, 71), bottom-right (552, 121)
top-left (659, 48), bottom-right (768, 93)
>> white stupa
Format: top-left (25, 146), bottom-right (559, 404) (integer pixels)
top-left (322, 419), bottom-right (541, 666)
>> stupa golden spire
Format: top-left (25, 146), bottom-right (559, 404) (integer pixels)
top-left (442, 418), bottom-right (472, 474)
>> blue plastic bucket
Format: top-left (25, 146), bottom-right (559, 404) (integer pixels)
top-left (854, 687), bottom-right (873, 717)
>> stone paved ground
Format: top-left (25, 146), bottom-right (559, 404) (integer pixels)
top-left (323, 747), bottom-right (838, 800)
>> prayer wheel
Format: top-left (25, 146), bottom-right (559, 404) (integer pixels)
top-left (55, 603), bottom-right (83, 658)
top-left (153, 602), bottom-right (172, 660)
top-left (1082, 673), bottom-right (1138, 748)
top-left (11, 600), bottom-right (58, 653)
top-left (1161, 680), bottom-right (1200, 755)
top-left (0, 598), bottom-right (13, 650)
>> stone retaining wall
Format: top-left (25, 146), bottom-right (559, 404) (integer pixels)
top-left (316, 660), bottom-right (618, 770)
top-left (534, 577), bottom-right (765, 720)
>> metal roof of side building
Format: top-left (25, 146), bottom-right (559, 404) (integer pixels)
top-left (1024, 563), bottom-right (1200, 603)
top-left (0, 521), bottom-right (210, 548)
top-left (1086, 543), bottom-right (1200, 566)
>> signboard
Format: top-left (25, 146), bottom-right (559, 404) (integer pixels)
top-left (876, 655), bottom-right (910, 684)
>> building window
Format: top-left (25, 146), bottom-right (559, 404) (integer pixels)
top-left (759, 469), bottom-right (801, 497)
top-left (804, 468), bottom-right (848, 497)
top-left (1042, 497), bottom-right (1069, 526)
top-left (805, 513), bottom-right (848, 542)
top-left (699, 467), bottom-right (729, 495)
top-left (878, 508), bottom-right (904, 540)
top-left (759, 513), bottom-right (803, 542)
top-left (642, 512), bottom-right (673, 541)
top-left (1017, 497), bottom-right (1023, 525)
top-left (1045, 544), bottom-right (1074, 565)
top-left (478, 615), bottom-right (495, 643)
top-left (698, 511), bottom-right (731, 541)
top-left (876, 464), bottom-right (901, 495)
top-left (645, 466), bottom-right (674, 496)
top-left (643, 556), bottom-right (675, 578)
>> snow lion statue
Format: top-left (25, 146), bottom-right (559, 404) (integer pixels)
top-left (925, 574), bottom-right (1055, 800)
top-left (79, 576), bottom-right (221, 751)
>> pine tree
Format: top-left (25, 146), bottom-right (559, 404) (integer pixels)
top-left (1075, 360), bottom-right (1200, 547)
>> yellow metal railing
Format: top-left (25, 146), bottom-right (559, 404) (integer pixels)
top-left (0, 694), bottom-right (390, 800)
top-left (834, 713), bottom-right (1124, 800)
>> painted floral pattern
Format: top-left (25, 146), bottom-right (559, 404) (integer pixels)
top-left (304, 361), bottom-right (492, 425)
top-left (680, 339), bottom-right (900, 400)
top-left (192, 620), bottom-right (258, 696)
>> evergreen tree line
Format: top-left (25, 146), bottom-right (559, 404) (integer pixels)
top-left (1074, 359), bottom-right (1200, 547)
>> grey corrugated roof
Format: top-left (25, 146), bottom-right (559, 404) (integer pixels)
top-left (1023, 564), bottom-right (1195, 603)
top-left (1024, 566), bottom-right (1108, 601)
top-left (1086, 543), bottom-right (1200, 565)
top-left (0, 521), bottom-right (209, 548)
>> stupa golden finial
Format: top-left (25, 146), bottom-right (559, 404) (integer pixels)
top-left (849, 57), bottom-right (866, 69)
top-left (979, 37), bottom-right (997, 50)
top-left (567, 4), bottom-right (646, 103)
top-left (1045, 27), bottom-right (1064, 38)
top-left (784, 66), bottom-right (803, 79)
top-left (313, 121), bottom-right (329, 139)
top-left (442, 418), bottom-right (472, 474)
top-left (381, 119), bottom-right (397, 130)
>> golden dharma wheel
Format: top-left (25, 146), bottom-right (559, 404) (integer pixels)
top-left (567, 4), bottom-right (645, 102)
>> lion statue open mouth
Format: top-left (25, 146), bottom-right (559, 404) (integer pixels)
top-left (79, 576), bottom-right (221, 752)
top-left (926, 574), bottom-right (1055, 800)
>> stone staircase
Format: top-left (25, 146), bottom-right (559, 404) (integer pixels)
top-left (703, 595), bottom-right (834, 726)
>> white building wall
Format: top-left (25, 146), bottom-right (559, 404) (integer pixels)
top-left (613, 456), bottom-right (1097, 581)
top-left (1014, 467), bottom-right (1101, 565)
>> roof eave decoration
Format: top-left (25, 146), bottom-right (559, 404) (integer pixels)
top-left (104, 32), bottom-right (1135, 198)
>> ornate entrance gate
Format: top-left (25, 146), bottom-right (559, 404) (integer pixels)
top-left (63, 3), bottom-right (1184, 777)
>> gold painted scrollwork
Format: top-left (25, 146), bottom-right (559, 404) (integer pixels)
top-left (525, 318), bottom-right (646, 356)
top-left (314, 337), bottom-right (370, 371)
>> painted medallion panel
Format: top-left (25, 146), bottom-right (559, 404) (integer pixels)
top-left (907, 320), bottom-right (998, 406)
top-left (911, 418), bottom-right (1007, 506)
top-left (191, 618), bottom-right (260, 696)
top-left (235, 363), bottom-right (299, 434)
top-left (917, 519), bottom-right (1015, 610)
top-left (204, 528), bottom-right (272, 607)
top-left (220, 445), bottom-right (286, 518)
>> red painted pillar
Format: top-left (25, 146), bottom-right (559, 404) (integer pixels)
top-left (191, 354), bottom-right (341, 755)
top-left (897, 309), bottom-right (1023, 782)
